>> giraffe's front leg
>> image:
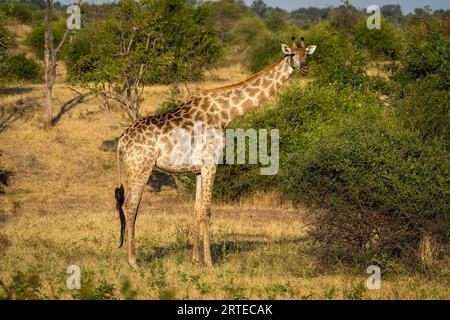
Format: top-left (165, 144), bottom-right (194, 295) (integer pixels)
top-left (200, 166), bottom-right (216, 267)
top-left (192, 174), bottom-right (202, 263)
top-left (202, 207), bottom-right (213, 267)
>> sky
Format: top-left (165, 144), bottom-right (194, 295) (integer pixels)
top-left (242, 0), bottom-right (450, 14)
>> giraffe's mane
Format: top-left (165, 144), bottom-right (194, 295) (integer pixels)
top-left (200, 56), bottom-right (286, 93)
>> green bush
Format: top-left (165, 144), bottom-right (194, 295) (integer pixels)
top-left (394, 74), bottom-right (449, 140)
top-left (306, 24), bottom-right (368, 87)
top-left (25, 20), bottom-right (66, 60)
top-left (0, 12), bottom-right (9, 72)
top-left (329, 4), bottom-right (364, 33)
top-left (354, 17), bottom-right (402, 59)
top-left (1, 54), bottom-right (42, 82)
top-left (0, 2), bottom-right (37, 23)
top-left (66, 0), bottom-right (222, 85)
top-left (286, 116), bottom-right (449, 268)
top-left (391, 15), bottom-right (449, 141)
top-left (0, 269), bottom-right (43, 300)
top-left (245, 35), bottom-right (283, 73)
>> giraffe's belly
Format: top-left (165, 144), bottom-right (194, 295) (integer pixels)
top-left (155, 160), bottom-right (202, 174)
top-left (155, 129), bottom-right (224, 173)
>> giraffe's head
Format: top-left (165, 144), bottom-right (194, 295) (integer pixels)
top-left (281, 37), bottom-right (317, 74)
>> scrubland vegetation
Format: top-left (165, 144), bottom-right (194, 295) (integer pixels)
top-left (0, 0), bottom-right (449, 299)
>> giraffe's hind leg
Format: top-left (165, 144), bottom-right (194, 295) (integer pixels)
top-left (122, 160), bottom-right (155, 269)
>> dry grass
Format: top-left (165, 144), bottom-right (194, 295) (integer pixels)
top-left (0, 64), bottom-right (449, 300)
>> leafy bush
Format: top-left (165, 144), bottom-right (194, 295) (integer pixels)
top-left (0, 2), bottom-right (38, 23)
top-left (391, 15), bottom-right (449, 141)
top-left (25, 20), bottom-right (66, 60)
top-left (0, 12), bottom-right (9, 57)
top-left (0, 54), bottom-right (42, 82)
top-left (66, 0), bottom-right (222, 85)
top-left (354, 17), bottom-right (401, 59)
top-left (287, 116), bottom-right (449, 268)
top-left (245, 35), bottom-right (283, 73)
top-left (306, 25), bottom-right (368, 87)
top-left (394, 16), bottom-right (449, 85)
top-left (394, 74), bottom-right (449, 140)
top-left (329, 4), bottom-right (364, 33)
top-left (0, 270), bottom-right (43, 300)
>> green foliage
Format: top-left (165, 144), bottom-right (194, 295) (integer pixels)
top-left (0, 12), bottom-right (9, 77)
top-left (25, 20), bottom-right (66, 60)
top-left (245, 35), bottom-right (282, 73)
top-left (394, 74), bottom-right (449, 140)
top-left (0, 270), bottom-right (43, 300)
top-left (0, 54), bottom-right (43, 82)
top-left (72, 275), bottom-right (117, 300)
top-left (354, 18), bottom-right (401, 59)
top-left (287, 115), bottom-right (449, 266)
top-left (203, 0), bottom-right (249, 45)
top-left (391, 15), bottom-right (449, 141)
top-left (264, 9), bottom-right (288, 33)
top-left (289, 7), bottom-right (331, 28)
top-left (0, 2), bottom-right (38, 23)
top-left (394, 16), bottom-right (449, 85)
top-left (306, 25), bottom-right (368, 87)
top-left (329, 4), bottom-right (364, 33)
top-left (66, 0), bottom-right (222, 86)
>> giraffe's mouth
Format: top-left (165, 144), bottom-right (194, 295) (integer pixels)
top-left (300, 65), bottom-right (309, 74)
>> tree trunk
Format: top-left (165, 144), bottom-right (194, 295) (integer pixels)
top-left (44, 84), bottom-right (53, 127)
top-left (43, 0), bottom-right (54, 128)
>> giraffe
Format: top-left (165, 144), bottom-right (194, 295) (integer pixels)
top-left (115, 37), bottom-right (317, 268)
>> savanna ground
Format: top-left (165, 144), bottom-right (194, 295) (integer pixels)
top-left (0, 61), bottom-right (448, 300)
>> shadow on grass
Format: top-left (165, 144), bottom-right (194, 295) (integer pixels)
top-left (0, 87), bottom-right (33, 96)
top-left (51, 92), bottom-right (93, 126)
top-left (0, 98), bottom-right (38, 133)
top-left (0, 170), bottom-right (13, 194)
top-left (139, 236), bottom-right (307, 265)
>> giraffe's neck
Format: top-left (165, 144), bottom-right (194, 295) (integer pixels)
top-left (211, 56), bottom-right (293, 127)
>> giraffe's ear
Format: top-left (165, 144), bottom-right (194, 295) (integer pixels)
top-left (281, 44), bottom-right (293, 55)
top-left (305, 45), bottom-right (317, 55)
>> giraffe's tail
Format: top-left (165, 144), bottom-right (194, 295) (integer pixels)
top-left (115, 139), bottom-right (126, 248)
top-left (115, 184), bottom-right (126, 248)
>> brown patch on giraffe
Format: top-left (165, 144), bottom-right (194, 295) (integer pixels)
top-left (262, 79), bottom-right (271, 88)
top-left (254, 78), bottom-right (262, 86)
top-left (231, 93), bottom-right (245, 105)
top-left (242, 99), bottom-right (254, 113)
top-left (181, 122), bottom-right (192, 130)
top-left (206, 113), bottom-right (216, 125)
top-left (171, 116), bottom-right (183, 126)
top-left (220, 110), bottom-right (229, 119)
top-left (230, 107), bottom-right (240, 119)
top-left (246, 87), bottom-right (259, 96)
